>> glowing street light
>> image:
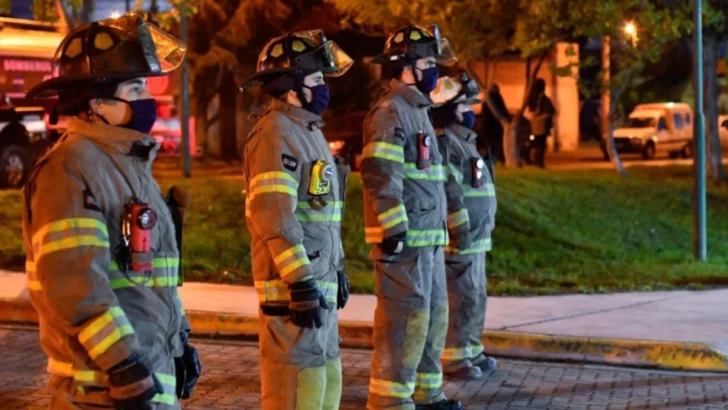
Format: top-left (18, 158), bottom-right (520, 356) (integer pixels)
top-left (624, 21), bottom-right (636, 36)
top-left (110, 11), bottom-right (122, 18)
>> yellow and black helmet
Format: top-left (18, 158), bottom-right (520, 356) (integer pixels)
top-left (371, 24), bottom-right (457, 66)
top-left (242, 30), bottom-right (353, 91)
top-left (27, 12), bottom-right (186, 98)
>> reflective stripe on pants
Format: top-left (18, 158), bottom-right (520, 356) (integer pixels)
top-left (46, 355), bottom-right (179, 409)
top-left (259, 270), bottom-right (342, 410)
top-left (367, 246), bottom-right (449, 410)
top-left (442, 252), bottom-right (487, 372)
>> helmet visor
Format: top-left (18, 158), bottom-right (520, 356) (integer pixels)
top-left (293, 30), bottom-right (353, 77)
top-left (108, 13), bottom-right (187, 73)
top-left (459, 72), bottom-right (481, 100)
top-left (436, 37), bottom-right (457, 66)
top-left (408, 24), bottom-right (457, 66)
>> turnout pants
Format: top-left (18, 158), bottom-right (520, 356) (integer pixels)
top-left (259, 297), bottom-right (342, 410)
top-left (367, 246), bottom-right (449, 410)
top-left (48, 356), bottom-right (180, 410)
top-left (442, 252), bottom-right (487, 372)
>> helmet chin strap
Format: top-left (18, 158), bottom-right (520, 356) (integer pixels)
top-left (292, 74), bottom-right (311, 110)
top-left (403, 64), bottom-right (424, 88)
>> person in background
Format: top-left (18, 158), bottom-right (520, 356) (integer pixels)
top-left (480, 83), bottom-right (510, 162)
top-left (525, 78), bottom-right (556, 168)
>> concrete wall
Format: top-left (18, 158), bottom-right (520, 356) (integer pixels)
top-left (471, 42), bottom-right (581, 152)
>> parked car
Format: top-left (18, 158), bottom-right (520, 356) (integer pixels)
top-left (607, 102), bottom-right (693, 160)
top-left (0, 105), bottom-right (49, 188)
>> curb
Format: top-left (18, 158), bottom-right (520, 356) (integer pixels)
top-left (3, 298), bottom-right (727, 372)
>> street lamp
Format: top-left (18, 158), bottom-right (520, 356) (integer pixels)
top-left (110, 11), bottom-right (121, 18)
top-left (623, 21), bottom-right (638, 44)
top-left (624, 22), bottom-right (636, 36)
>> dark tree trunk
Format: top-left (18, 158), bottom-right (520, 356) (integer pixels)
top-left (218, 70), bottom-right (238, 162)
top-left (701, 35), bottom-right (723, 183)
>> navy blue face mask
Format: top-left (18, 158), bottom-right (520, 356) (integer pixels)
top-left (304, 84), bottom-right (330, 115)
top-left (460, 111), bottom-right (476, 129)
top-left (124, 99), bottom-right (158, 134)
top-left (415, 66), bottom-right (439, 95)
top-left (106, 97), bottom-right (157, 134)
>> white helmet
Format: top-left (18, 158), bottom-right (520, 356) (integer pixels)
top-left (430, 71), bottom-right (482, 107)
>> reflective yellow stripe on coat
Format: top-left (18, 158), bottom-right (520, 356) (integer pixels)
top-left (254, 279), bottom-right (338, 305)
top-left (31, 218), bottom-right (109, 260)
top-left (47, 359), bottom-right (177, 405)
top-left (77, 307), bottom-right (135, 360)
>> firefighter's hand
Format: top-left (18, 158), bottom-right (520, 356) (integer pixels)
top-left (108, 354), bottom-right (162, 410)
top-left (288, 279), bottom-right (330, 329)
top-left (337, 270), bottom-right (350, 310)
top-left (175, 330), bottom-right (202, 400)
top-left (380, 232), bottom-right (406, 255)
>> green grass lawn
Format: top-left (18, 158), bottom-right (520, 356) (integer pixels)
top-left (2, 165), bottom-right (728, 296)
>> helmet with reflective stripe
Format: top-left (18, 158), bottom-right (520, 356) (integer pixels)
top-left (27, 12), bottom-right (185, 99)
top-left (242, 30), bottom-right (353, 94)
top-left (371, 24), bottom-right (457, 66)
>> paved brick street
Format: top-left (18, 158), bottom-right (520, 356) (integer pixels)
top-left (2, 327), bottom-right (728, 410)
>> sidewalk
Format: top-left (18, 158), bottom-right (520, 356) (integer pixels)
top-left (1, 270), bottom-right (727, 371)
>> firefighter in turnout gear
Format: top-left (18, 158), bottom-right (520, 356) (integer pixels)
top-left (21, 13), bottom-right (200, 410)
top-left (240, 30), bottom-right (353, 410)
top-left (362, 24), bottom-right (464, 410)
top-left (431, 72), bottom-right (498, 381)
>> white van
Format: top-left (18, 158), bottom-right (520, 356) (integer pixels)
top-left (612, 102), bottom-right (693, 159)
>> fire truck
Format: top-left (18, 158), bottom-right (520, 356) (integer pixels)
top-left (0, 17), bottom-right (62, 188)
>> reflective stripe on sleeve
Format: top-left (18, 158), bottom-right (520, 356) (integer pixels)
top-left (273, 244), bottom-right (311, 279)
top-left (377, 204), bottom-right (408, 230)
top-left (362, 142), bottom-right (405, 163)
top-left (31, 218), bottom-right (109, 260)
top-left (254, 279), bottom-right (337, 305)
top-left (447, 209), bottom-right (469, 230)
top-left (77, 307), bottom-right (135, 360)
top-left (248, 171), bottom-right (298, 198)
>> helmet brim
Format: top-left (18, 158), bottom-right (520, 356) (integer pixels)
top-left (27, 71), bottom-right (167, 98)
top-left (370, 52), bottom-right (403, 65)
top-left (241, 65), bottom-right (341, 91)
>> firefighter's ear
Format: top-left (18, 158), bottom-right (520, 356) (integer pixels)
top-left (88, 98), bottom-right (103, 116)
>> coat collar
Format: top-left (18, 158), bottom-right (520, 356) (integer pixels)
top-left (66, 117), bottom-right (159, 161)
top-left (268, 98), bottom-right (325, 131)
top-left (388, 79), bottom-right (433, 108)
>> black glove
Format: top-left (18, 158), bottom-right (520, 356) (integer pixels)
top-left (337, 271), bottom-right (350, 309)
top-left (175, 330), bottom-right (202, 400)
top-left (288, 279), bottom-right (330, 329)
top-left (380, 232), bottom-right (406, 255)
top-left (108, 354), bottom-right (162, 410)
